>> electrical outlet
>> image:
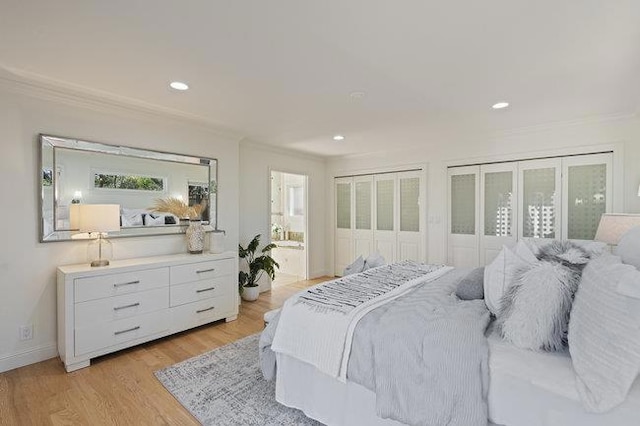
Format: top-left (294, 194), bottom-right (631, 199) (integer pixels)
top-left (19, 325), bottom-right (33, 341)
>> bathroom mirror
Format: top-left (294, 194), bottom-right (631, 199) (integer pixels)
top-left (40, 134), bottom-right (217, 242)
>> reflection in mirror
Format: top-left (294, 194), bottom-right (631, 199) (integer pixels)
top-left (40, 135), bottom-right (218, 242)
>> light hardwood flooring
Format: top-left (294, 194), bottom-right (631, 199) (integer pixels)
top-left (0, 277), bottom-right (329, 426)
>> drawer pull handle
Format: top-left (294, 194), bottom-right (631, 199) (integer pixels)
top-left (113, 302), bottom-right (141, 311)
top-left (114, 326), bottom-right (140, 336)
top-left (196, 268), bottom-right (215, 274)
top-left (114, 280), bottom-right (140, 288)
top-left (196, 287), bottom-right (215, 293)
top-left (196, 306), bottom-right (215, 314)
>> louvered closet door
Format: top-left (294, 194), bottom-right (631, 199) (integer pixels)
top-left (448, 166), bottom-right (480, 267)
top-left (518, 159), bottom-right (562, 245)
top-left (397, 171), bottom-right (423, 262)
top-left (334, 178), bottom-right (353, 276)
top-left (561, 153), bottom-right (613, 241)
top-left (374, 175), bottom-right (397, 264)
top-left (480, 163), bottom-right (518, 264)
top-left (353, 176), bottom-right (374, 260)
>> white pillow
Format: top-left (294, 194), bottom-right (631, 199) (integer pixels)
top-left (568, 253), bottom-right (640, 412)
top-left (616, 226), bottom-right (640, 270)
top-left (484, 243), bottom-right (537, 315)
top-left (121, 212), bottom-right (143, 227)
top-left (363, 251), bottom-right (386, 270)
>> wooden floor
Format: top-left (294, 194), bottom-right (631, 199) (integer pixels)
top-left (0, 278), bottom-right (328, 426)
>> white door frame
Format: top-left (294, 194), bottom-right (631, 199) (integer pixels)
top-left (268, 168), bottom-right (309, 280)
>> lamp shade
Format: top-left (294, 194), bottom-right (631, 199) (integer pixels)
top-left (594, 213), bottom-right (640, 245)
top-left (77, 204), bottom-right (121, 233)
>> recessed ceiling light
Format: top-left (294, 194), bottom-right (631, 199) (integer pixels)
top-left (170, 81), bottom-right (189, 91)
top-left (333, 135), bottom-right (345, 141)
top-left (492, 102), bottom-right (509, 109)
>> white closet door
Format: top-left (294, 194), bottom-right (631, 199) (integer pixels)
top-left (353, 175), bottom-right (374, 260)
top-left (480, 163), bottom-right (518, 265)
top-left (374, 174), bottom-right (397, 263)
top-left (518, 159), bottom-right (562, 244)
top-left (397, 171), bottom-right (423, 262)
top-left (448, 166), bottom-right (480, 267)
top-left (334, 178), bottom-right (353, 276)
top-left (562, 153), bottom-right (613, 241)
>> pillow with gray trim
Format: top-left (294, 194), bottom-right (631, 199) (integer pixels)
top-left (616, 226), bottom-right (640, 270)
top-left (498, 241), bottom-right (590, 351)
top-left (455, 267), bottom-right (485, 300)
top-left (569, 253), bottom-right (640, 412)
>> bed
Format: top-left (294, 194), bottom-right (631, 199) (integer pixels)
top-left (263, 236), bottom-right (640, 426)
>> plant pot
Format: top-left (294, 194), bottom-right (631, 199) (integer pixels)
top-left (241, 285), bottom-right (260, 302)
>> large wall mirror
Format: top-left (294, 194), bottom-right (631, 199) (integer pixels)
top-left (40, 134), bottom-right (217, 242)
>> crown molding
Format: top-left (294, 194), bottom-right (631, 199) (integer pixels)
top-left (0, 65), bottom-right (245, 142)
top-left (239, 137), bottom-right (326, 163)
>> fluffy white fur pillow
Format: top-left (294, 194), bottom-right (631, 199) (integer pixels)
top-left (498, 241), bottom-right (589, 351)
top-left (483, 241), bottom-right (537, 315)
top-left (569, 253), bottom-right (640, 412)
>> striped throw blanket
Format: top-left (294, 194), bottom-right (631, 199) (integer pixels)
top-left (271, 261), bottom-right (453, 381)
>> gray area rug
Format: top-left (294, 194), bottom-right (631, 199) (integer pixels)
top-left (155, 333), bottom-right (322, 426)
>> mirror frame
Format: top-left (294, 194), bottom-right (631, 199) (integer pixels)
top-left (39, 134), bottom-right (218, 242)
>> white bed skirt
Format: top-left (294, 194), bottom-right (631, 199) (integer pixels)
top-left (276, 352), bottom-right (640, 426)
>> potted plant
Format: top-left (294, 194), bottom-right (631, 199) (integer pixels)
top-left (151, 197), bottom-right (208, 253)
top-left (239, 234), bottom-right (279, 301)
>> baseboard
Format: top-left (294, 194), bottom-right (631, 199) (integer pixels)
top-left (0, 344), bottom-right (58, 373)
top-left (309, 269), bottom-right (329, 279)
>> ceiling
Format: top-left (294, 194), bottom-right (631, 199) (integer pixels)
top-left (1, 1), bottom-right (639, 157)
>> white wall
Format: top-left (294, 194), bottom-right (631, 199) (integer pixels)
top-left (326, 114), bottom-right (640, 272)
top-left (0, 83), bottom-right (240, 372)
top-left (239, 141), bottom-right (326, 289)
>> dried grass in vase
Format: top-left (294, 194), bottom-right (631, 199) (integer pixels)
top-left (151, 197), bottom-right (207, 220)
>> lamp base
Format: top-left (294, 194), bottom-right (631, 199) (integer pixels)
top-left (90, 259), bottom-right (110, 267)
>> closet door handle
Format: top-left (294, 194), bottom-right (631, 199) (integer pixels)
top-left (196, 306), bottom-right (214, 314)
top-left (113, 302), bottom-right (141, 311)
top-left (114, 280), bottom-right (140, 288)
top-left (196, 287), bottom-right (215, 293)
top-left (196, 268), bottom-right (215, 274)
top-left (114, 326), bottom-right (140, 336)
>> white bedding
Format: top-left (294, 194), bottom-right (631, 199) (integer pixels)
top-left (487, 329), bottom-right (640, 426)
top-left (275, 330), bottom-right (640, 426)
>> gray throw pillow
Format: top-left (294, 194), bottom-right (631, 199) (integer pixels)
top-left (455, 267), bottom-right (485, 300)
top-left (498, 241), bottom-right (590, 351)
top-left (343, 255), bottom-right (365, 276)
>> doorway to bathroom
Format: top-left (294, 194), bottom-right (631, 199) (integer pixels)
top-left (270, 170), bottom-right (308, 287)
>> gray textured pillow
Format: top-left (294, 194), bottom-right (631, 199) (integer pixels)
top-left (616, 226), bottom-right (640, 270)
top-left (455, 267), bottom-right (485, 300)
top-left (498, 241), bottom-right (590, 351)
top-left (569, 253), bottom-right (640, 412)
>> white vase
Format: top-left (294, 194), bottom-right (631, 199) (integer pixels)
top-left (242, 286), bottom-right (260, 301)
top-left (186, 220), bottom-right (205, 254)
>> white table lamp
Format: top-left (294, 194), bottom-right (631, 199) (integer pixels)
top-left (594, 213), bottom-right (640, 246)
top-left (78, 204), bottom-right (121, 266)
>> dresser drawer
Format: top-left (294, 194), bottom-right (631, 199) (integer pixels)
top-left (75, 287), bottom-right (169, 328)
top-left (75, 268), bottom-right (169, 303)
top-left (75, 310), bottom-right (169, 356)
top-left (170, 276), bottom-right (230, 307)
top-left (170, 258), bottom-right (235, 285)
top-left (171, 295), bottom-right (233, 331)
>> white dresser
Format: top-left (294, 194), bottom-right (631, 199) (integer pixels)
top-left (57, 252), bottom-right (238, 372)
